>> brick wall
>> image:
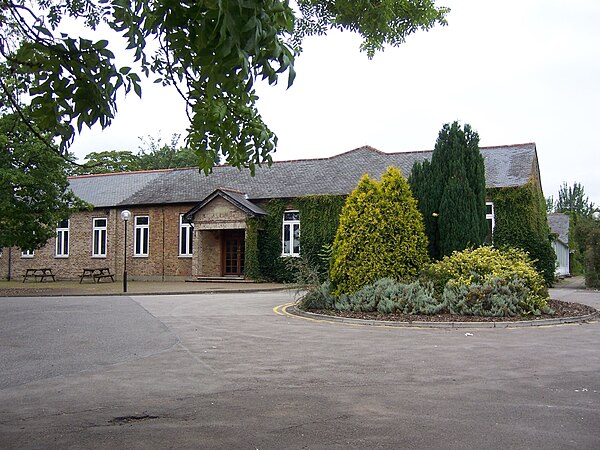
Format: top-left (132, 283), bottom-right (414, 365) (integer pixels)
top-left (1, 197), bottom-right (274, 281)
top-left (0, 249), bottom-right (10, 280)
top-left (193, 230), bottom-right (222, 277)
top-left (3, 204), bottom-right (196, 281)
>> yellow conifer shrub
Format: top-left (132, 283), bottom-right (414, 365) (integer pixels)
top-left (330, 167), bottom-right (429, 296)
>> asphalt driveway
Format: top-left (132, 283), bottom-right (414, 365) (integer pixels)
top-left (0, 288), bottom-right (599, 449)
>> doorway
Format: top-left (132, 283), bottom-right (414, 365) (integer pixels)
top-left (222, 231), bottom-right (245, 276)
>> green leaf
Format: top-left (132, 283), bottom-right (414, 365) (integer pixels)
top-left (133, 81), bottom-right (142, 98)
top-left (33, 25), bottom-right (54, 39)
top-left (94, 39), bottom-right (110, 49)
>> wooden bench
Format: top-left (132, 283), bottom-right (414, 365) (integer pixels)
top-left (80, 268), bottom-right (115, 283)
top-left (23, 268), bottom-right (56, 283)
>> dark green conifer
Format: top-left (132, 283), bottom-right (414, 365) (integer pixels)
top-left (409, 122), bottom-right (487, 258)
top-left (438, 176), bottom-right (480, 256)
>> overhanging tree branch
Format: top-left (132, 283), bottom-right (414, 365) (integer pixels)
top-left (2, 0), bottom-right (449, 173)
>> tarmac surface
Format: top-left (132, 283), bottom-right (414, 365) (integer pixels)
top-left (0, 279), bottom-right (599, 448)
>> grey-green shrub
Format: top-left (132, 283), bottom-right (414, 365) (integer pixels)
top-left (349, 278), bottom-right (396, 312)
top-left (298, 276), bottom-right (554, 317)
top-left (334, 293), bottom-right (352, 311)
top-left (401, 281), bottom-right (443, 315)
top-left (377, 297), bottom-right (396, 314)
top-left (300, 278), bottom-right (443, 315)
top-left (441, 276), bottom-right (554, 317)
top-left (297, 280), bottom-right (334, 310)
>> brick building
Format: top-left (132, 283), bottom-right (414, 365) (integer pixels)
top-left (0, 144), bottom-right (545, 281)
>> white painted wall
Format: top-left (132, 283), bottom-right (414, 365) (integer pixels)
top-left (552, 240), bottom-right (570, 277)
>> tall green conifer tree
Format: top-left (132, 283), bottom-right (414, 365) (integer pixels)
top-left (409, 122), bottom-right (487, 259)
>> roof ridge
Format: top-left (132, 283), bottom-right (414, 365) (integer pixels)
top-left (270, 145), bottom-right (385, 165)
top-left (68, 167), bottom-right (184, 180)
top-left (480, 142), bottom-right (536, 150)
top-left (218, 187), bottom-right (245, 194)
top-left (382, 143), bottom-right (536, 157)
top-left (385, 148), bottom-right (433, 156)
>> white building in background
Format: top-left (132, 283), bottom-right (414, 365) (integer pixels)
top-left (548, 213), bottom-right (571, 277)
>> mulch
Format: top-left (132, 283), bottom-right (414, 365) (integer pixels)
top-left (307, 299), bottom-right (597, 322)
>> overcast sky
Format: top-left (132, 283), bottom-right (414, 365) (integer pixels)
top-left (68, 0), bottom-right (600, 204)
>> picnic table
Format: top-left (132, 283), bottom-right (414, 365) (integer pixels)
top-left (23, 268), bottom-right (56, 283)
top-left (79, 268), bottom-right (115, 283)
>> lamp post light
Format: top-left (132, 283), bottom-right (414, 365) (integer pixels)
top-left (120, 210), bottom-right (131, 293)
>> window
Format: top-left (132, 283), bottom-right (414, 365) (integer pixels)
top-left (134, 216), bottom-right (149, 257)
top-left (282, 210), bottom-right (300, 257)
top-left (485, 202), bottom-right (495, 244)
top-left (21, 249), bottom-right (34, 258)
top-left (55, 219), bottom-right (69, 257)
top-left (179, 214), bottom-right (194, 257)
top-left (92, 218), bottom-right (107, 257)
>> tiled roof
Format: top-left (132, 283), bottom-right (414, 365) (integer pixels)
top-left (68, 170), bottom-right (165, 207)
top-left (68, 143), bottom-right (539, 208)
top-left (548, 213), bottom-right (570, 244)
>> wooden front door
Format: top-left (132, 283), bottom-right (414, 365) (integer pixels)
top-left (222, 231), bottom-right (245, 276)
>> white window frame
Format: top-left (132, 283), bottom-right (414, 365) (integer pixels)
top-left (134, 215), bottom-right (149, 257)
top-left (486, 201), bottom-right (495, 242)
top-left (21, 249), bottom-right (34, 258)
top-left (282, 210), bottom-right (300, 257)
top-left (55, 219), bottom-right (69, 258)
top-left (92, 218), bottom-right (108, 258)
top-left (179, 214), bottom-right (194, 257)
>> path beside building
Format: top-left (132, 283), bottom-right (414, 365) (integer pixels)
top-left (0, 279), bottom-right (290, 297)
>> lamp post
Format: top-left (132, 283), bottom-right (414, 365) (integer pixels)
top-left (120, 210), bottom-right (131, 292)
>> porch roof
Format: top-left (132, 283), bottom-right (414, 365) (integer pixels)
top-left (184, 188), bottom-right (267, 221)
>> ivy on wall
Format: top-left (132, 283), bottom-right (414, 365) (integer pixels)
top-left (244, 217), bottom-right (261, 280)
top-left (253, 195), bottom-right (346, 282)
top-left (257, 199), bottom-right (290, 282)
top-left (296, 195), bottom-right (346, 273)
top-left (489, 179), bottom-right (556, 285)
